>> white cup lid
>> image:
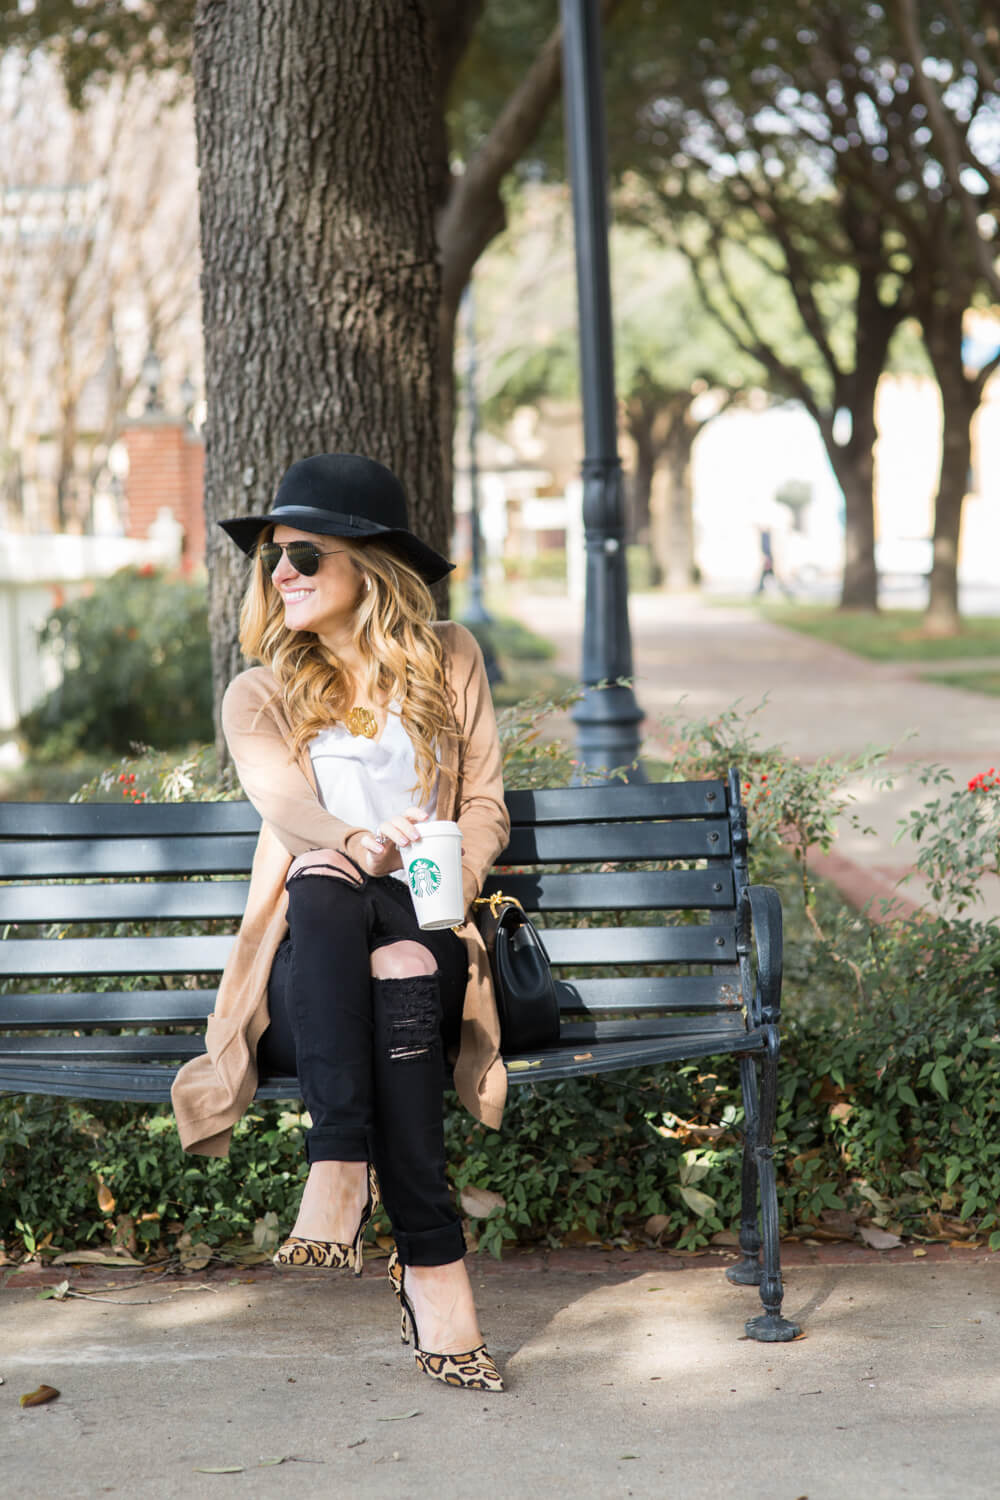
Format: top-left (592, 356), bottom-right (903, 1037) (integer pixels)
top-left (414, 820), bottom-right (462, 837)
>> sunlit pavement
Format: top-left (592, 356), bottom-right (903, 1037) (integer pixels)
top-left (3, 1249), bottom-right (998, 1499)
top-left (500, 588), bottom-right (1000, 921)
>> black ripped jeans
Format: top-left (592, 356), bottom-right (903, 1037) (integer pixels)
top-left (257, 862), bottom-right (469, 1267)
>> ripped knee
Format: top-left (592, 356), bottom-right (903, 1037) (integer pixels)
top-left (370, 940), bottom-right (437, 981)
top-left (286, 849), bottom-right (364, 888)
top-left (376, 972), bottom-right (440, 1064)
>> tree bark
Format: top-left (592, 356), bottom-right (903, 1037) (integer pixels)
top-left (923, 306), bottom-right (978, 636)
top-left (661, 427), bottom-right (697, 591)
top-left (193, 0), bottom-right (444, 760)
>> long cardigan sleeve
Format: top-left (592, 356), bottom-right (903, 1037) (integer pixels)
top-left (170, 621), bottom-right (510, 1155)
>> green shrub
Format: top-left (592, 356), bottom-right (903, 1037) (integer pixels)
top-left (19, 566), bottom-right (213, 760)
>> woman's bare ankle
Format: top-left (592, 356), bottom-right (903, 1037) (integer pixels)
top-left (291, 1159), bottom-right (369, 1243)
top-left (405, 1259), bottom-right (482, 1355)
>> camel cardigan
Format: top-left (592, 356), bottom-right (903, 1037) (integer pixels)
top-left (170, 620), bottom-right (510, 1156)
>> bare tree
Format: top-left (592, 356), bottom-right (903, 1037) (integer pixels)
top-left (0, 58), bottom-right (201, 533)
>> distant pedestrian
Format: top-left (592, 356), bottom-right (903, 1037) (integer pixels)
top-left (756, 527), bottom-right (792, 598)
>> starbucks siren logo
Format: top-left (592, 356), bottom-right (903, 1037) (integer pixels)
top-left (408, 858), bottom-right (442, 898)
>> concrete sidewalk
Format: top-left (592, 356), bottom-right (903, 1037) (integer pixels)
top-left (4, 1249), bottom-right (998, 1499)
top-left (502, 589), bottom-right (1000, 919)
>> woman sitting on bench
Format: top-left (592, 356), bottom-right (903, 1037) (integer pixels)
top-left (171, 453), bottom-right (509, 1392)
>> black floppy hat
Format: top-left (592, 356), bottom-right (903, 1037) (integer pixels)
top-left (218, 452), bottom-right (454, 585)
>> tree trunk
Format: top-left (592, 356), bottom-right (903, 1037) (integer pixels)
top-left (821, 258), bottom-right (899, 612)
top-left (831, 443), bottom-right (879, 609)
top-left (660, 425), bottom-right (698, 591)
top-left (624, 394), bottom-right (656, 547)
top-left (193, 0), bottom-right (444, 760)
top-left (923, 314), bottom-right (977, 637)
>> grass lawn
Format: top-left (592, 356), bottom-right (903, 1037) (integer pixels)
top-left (921, 668), bottom-right (1000, 697)
top-left (757, 603), bottom-right (1000, 662)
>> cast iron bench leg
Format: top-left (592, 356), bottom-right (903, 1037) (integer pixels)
top-left (744, 1033), bottom-right (801, 1342)
top-left (726, 1054), bottom-right (763, 1286)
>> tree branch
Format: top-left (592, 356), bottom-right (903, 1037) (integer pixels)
top-left (893, 0), bottom-right (1000, 300)
top-left (439, 0), bottom-right (623, 306)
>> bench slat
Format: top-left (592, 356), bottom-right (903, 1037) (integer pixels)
top-left (0, 1021), bottom-right (764, 1103)
top-left (0, 1062), bottom-right (297, 1104)
top-left (501, 820), bottom-right (730, 864)
top-left (1, 935), bottom-right (234, 977)
top-left (0, 836), bottom-right (260, 879)
top-left (1, 926), bottom-right (744, 980)
top-left (504, 781), bottom-right (727, 823)
top-left (0, 802), bottom-right (260, 839)
top-left (0, 990), bottom-right (216, 1028)
top-left (482, 869), bottom-right (735, 912)
top-left (557, 975), bottom-right (742, 1011)
top-left (541, 926), bottom-right (736, 964)
top-left (0, 974), bottom-right (742, 1031)
top-left (0, 1035), bottom-right (205, 1062)
top-left (0, 783), bottom-right (728, 842)
top-left (0, 881), bottom-right (250, 923)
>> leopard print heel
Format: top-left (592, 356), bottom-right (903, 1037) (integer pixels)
top-left (415, 1346), bottom-right (504, 1392)
top-left (391, 1254), bottom-right (504, 1392)
top-left (274, 1163), bottom-right (379, 1276)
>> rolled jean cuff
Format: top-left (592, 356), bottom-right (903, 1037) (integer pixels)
top-left (393, 1219), bottom-right (467, 1267)
top-left (306, 1127), bottom-right (370, 1164)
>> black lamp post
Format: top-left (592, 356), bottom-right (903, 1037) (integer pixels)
top-left (560, 0), bottom-right (645, 778)
top-left (460, 281), bottom-right (502, 684)
top-left (461, 282), bottom-right (490, 626)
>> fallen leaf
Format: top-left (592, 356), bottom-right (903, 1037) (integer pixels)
top-left (20, 1384), bottom-right (60, 1408)
top-left (346, 1439), bottom-right (366, 1449)
top-left (377, 1410), bottom-right (421, 1422)
top-left (97, 1182), bottom-right (116, 1214)
top-left (573, 1052), bottom-right (594, 1062)
top-left (36, 1280), bottom-right (70, 1301)
top-left (50, 1250), bottom-right (141, 1267)
top-left (178, 1240), bottom-right (214, 1272)
top-left (257, 1457), bottom-right (287, 1467)
top-left (252, 1213), bottom-right (280, 1253)
top-left (644, 1214), bottom-right (671, 1238)
top-left (460, 1186), bottom-right (506, 1219)
top-left (912, 1247), bottom-right (928, 1258)
top-left (193, 1466), bottom-right (245, 1474)
top-left (507, 1059), bottom-right (532, 1071)
top-left (859, 1226), bottom-right (902, 1250)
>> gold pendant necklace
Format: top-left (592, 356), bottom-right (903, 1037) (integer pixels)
top-left (346, 705), bottom-right (378, 739)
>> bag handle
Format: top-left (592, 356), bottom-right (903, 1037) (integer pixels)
top-left (471, 890), bottom-right (524, 919)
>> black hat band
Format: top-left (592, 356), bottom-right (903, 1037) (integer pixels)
top-left (267, 504), bottom-right (391, 534)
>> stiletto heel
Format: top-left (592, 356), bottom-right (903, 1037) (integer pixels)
top-left (274, 1162), bottom-right (379, 1275)
top-left (387, 1247), bottom-right (409, 1342)
top-left (387, 1250), bottom-right (504, 1392)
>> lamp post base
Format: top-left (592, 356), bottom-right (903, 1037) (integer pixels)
top-left (571, 682), bottom-right (646, 781)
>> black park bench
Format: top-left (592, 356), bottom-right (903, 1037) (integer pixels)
top-left (0, 772), bottom-right (800, 1342)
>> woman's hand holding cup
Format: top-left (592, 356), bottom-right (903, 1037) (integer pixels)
top-left (358, 806), bottom-right (429, 876)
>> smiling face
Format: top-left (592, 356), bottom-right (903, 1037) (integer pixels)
top-left (266, 525), bottom-right (366, 642)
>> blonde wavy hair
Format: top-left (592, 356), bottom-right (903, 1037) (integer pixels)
top-left (239, 533), bottom-right (459, 804)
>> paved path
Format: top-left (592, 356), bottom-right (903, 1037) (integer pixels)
top-left (4, 1251), bottom-right (998, 1499)
top-left (503, 590), bottom-right (1000, 919)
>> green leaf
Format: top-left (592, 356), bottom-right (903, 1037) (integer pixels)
top-left (677, 1185), bottom-right (717, 1218)
top-left (897, 1084), bottom-right (919, 1108)
top-left (929, 1061), bottom-right (949, 1101)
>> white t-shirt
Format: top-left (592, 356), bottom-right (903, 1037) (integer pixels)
top-left (309, 709), bottom-right (439, 884)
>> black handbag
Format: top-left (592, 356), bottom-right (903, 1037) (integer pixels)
top-left (472, 891), bottom-right (560, 1054)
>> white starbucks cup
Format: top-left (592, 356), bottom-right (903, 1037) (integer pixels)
top-left (402, 820), bottom-right (465, 929)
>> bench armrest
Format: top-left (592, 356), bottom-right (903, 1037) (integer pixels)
top-left (746, 884), bottom-right (783, 1028)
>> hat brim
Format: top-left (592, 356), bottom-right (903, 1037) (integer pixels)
top-left (218, 509), bottom-right (454, 586)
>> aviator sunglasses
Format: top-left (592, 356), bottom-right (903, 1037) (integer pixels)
top-left (258, 540), bottom-right (347, 577)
